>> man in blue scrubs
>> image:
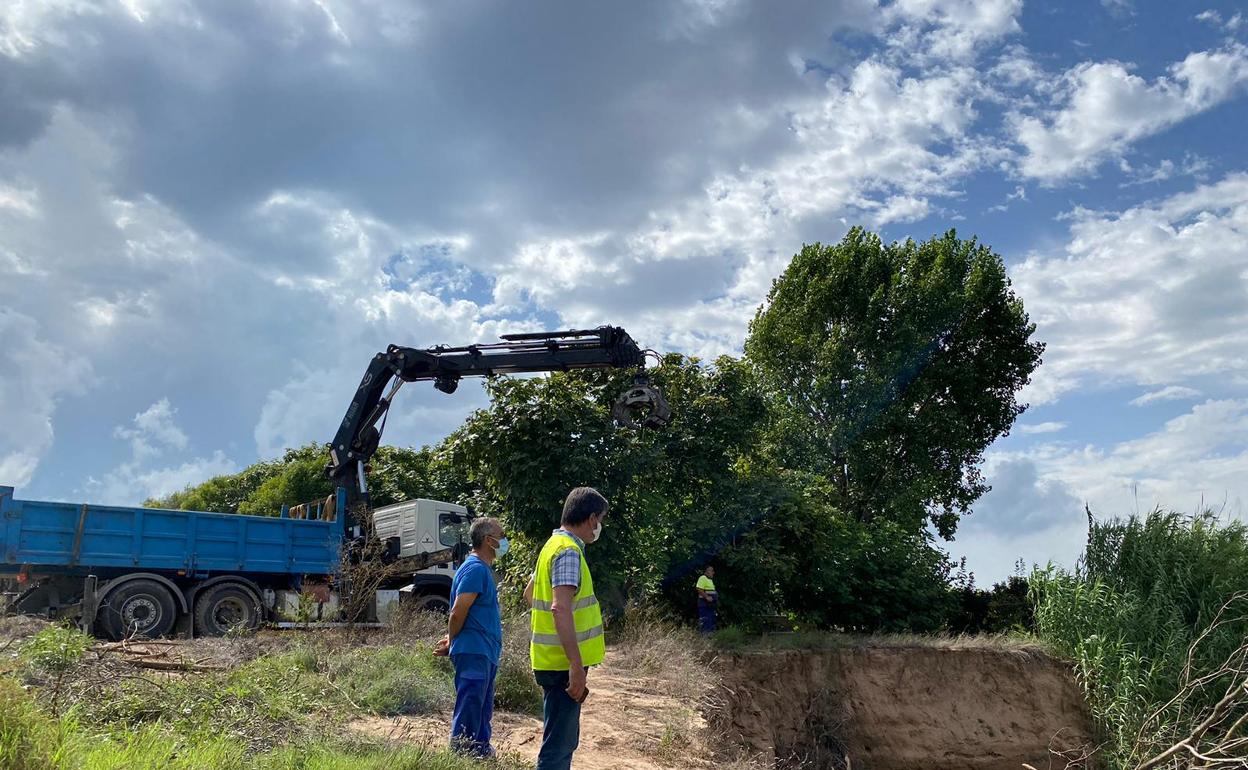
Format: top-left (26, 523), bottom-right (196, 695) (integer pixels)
top-left (434, 516), bottom-right (507, 757)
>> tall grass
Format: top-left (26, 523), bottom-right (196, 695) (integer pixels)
top-left (1, 665), bottom-right (529, 770)
top-left (1032, 509), bottom-right (1248, 769)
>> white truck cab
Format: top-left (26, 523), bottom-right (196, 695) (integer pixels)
top-left (371, 498), bottom-right (471, 612)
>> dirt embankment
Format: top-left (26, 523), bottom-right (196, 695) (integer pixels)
top-left (714, 643), bottom-right (1096, 770)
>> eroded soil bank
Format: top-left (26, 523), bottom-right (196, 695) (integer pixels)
top-left (713, 642), bottom-right (1096, 770)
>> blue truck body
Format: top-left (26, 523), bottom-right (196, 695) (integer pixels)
top-left (1, 485), bottom-right (462, 639)
top-left (0, 485), bottom-right (382, 640)
top-left (0, 486), bottom-right (341, 577)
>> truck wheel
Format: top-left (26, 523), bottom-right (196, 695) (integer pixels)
top-left (412, 592), bottom-right (450, 613)
top-left (99, 579), bottom-right (178, 641)
top-left (194, 584), bottom-right (262, 637)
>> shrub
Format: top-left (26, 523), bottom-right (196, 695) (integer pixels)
top-left (493, 621), bottom-right (542, 715)
top-left (19, 626), bottom-right (91, 679)
top-left (1032, 509), bottom-right (1248, 769)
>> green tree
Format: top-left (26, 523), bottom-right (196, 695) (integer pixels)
top-left (147, 459), bottom-right (285, 513)
top-left (446, 357), bottom-right (776, 612)
top-left (745, 228), bottom-right (1043, 538)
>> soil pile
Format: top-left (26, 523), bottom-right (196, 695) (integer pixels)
top-left (713, 642), bottom-right (1095, 770)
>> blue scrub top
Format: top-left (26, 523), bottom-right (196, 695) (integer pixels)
top-left (449, 554), bottom-right (503, 665)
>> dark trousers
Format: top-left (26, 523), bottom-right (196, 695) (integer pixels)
top-left (698, 601), bottom-right (717, 634)
top-left (534, 669), bottom-right (583, 770)
top-left (450, 657), bottom-right (497, 757)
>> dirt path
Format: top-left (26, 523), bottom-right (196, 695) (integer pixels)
top-left (350, 651), bottom-right (722, 770)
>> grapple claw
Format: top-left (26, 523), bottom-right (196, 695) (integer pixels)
top-left (611, 378), bottom-right (671, 429)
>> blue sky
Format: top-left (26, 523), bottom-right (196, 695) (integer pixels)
top-left (1, 0), bottom-right (1246, 584)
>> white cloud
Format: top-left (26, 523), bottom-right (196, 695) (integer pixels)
top-left (1130, 385), bottom-right (1202, 406)
top-left (0, 182), bottom-right (38, 216)
top-left (1196, 9), bottom-right (1244, 32)
top-left (90, 398), bottom-right (235, 504)
top-left (1001, 399), bottom-right (1248, 521)
top-left (1119, 153), bottom-right (1211, 187)
top-left (959, 398), bottom-right (1248, 582)
top-left (0, 309), bottom-right (90, 487)
top-left (114, 398), bottom-right (189, 459)
top-left (90, 450), bottom-right (238, 506)
top-left (494, 55), bottom-right (999, 356)
top-left (1018, 421), bottom-right (1067, 434)
top-left (951, 456), bottom-right (1085, 583)
top-left (1013, 45), bottom-right (1248, 183)
top-left (1014, 173), bottom-right (1248, 405)
top-left (883, 0), bottom-right (1023, 62)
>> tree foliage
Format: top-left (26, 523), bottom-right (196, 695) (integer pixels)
top-left (745, 228), bottom-right (1043, 538)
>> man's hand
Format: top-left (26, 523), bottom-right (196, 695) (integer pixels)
top-left (566, 665), bottom-right (587, 702)
top-left (433, 634), bottom-right (450, 657)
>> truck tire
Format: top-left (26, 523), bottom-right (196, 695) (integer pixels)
top-left (98, 579), bottom-right (178, 641)
top-left (194, 584), bottom-right (262, 637)
top-left (411, 592), bottom-right (450, 613)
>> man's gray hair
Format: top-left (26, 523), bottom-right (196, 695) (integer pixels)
top-left (469, 517), bottom-right (502, 550)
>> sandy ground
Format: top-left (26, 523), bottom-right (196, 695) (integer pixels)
top-left (349, 651), bottom-right (726, 770)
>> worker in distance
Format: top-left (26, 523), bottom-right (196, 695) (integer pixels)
top-left (696, 565), bottom-right (718, 634)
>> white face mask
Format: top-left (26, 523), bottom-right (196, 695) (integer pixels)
top-left (591, 519), bottom-right (603, 543)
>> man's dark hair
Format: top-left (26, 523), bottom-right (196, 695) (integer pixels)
top-left (469, 517), bottom-right (501, 550)
top-left (561, 487), bottom-right (608, 526)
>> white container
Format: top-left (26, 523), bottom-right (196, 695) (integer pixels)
top-left (375, 589), bottom-right (400, 625)
top-left (276, 590), bottom-right (341, 622)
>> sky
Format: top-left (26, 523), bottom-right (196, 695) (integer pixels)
top-left (1, 0), bottom-right (1246, 584)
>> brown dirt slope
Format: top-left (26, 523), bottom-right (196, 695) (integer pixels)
top-left (714, 643), bottom-right (1096, 770)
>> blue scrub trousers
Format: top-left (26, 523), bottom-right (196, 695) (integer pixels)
top-left (698, 599), bottom-right (717, 634)
top-left (450, 653), bottom-right (497, 757)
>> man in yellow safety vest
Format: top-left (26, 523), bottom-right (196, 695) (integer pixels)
top-left (524, 487), bottom-right (608, 770)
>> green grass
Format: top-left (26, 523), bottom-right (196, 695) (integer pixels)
top-left (326, 644), bottom-right (455, 715)
top-left (1, 673), bottom-right (529, 770)
top-left (0, 677), bottom-right (67, 770)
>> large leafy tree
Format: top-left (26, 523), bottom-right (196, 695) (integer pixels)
top-left (446, 357), bottom-right (778, 609)
top-left (745, 228), bottom-right (1043, 538)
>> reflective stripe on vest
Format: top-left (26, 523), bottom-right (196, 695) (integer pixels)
top-left (530, 532), bottom-right (606, 670)
top-left (530, 596), bottom-right (600, 612)
top-left (531, 625), bottom-right (606, 647)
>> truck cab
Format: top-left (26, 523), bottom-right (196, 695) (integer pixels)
top-left (371, 498), bottom-right (471, 613)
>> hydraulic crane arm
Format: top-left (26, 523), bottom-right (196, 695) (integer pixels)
top-left (326, 326), bottom-right (669, 494)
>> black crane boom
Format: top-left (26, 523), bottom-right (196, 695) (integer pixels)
top-left (325, 326), bottom-right (667, 529)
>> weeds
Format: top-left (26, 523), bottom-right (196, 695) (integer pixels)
top-left (1032, 508), bottom-right (1248, 769)
top-left (0, 677), bottom-right (66, 770)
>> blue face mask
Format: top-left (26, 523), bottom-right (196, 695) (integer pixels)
top-left (494, 536), bottom-right (510, 557)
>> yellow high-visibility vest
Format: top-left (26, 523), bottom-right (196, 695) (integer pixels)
top-left (530, 531), bottom-right (605, 671)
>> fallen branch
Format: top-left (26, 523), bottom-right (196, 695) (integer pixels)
top-left (124, 658), bottom-right (225, 673)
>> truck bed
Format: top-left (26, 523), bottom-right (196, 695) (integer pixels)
top-left (1, 486), bottom-right (340, 577)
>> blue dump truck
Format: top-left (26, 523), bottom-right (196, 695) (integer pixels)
top-left (1, 327), bottom-right (670, 639)
top-left (0, 484), bottom-right (471, 640)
